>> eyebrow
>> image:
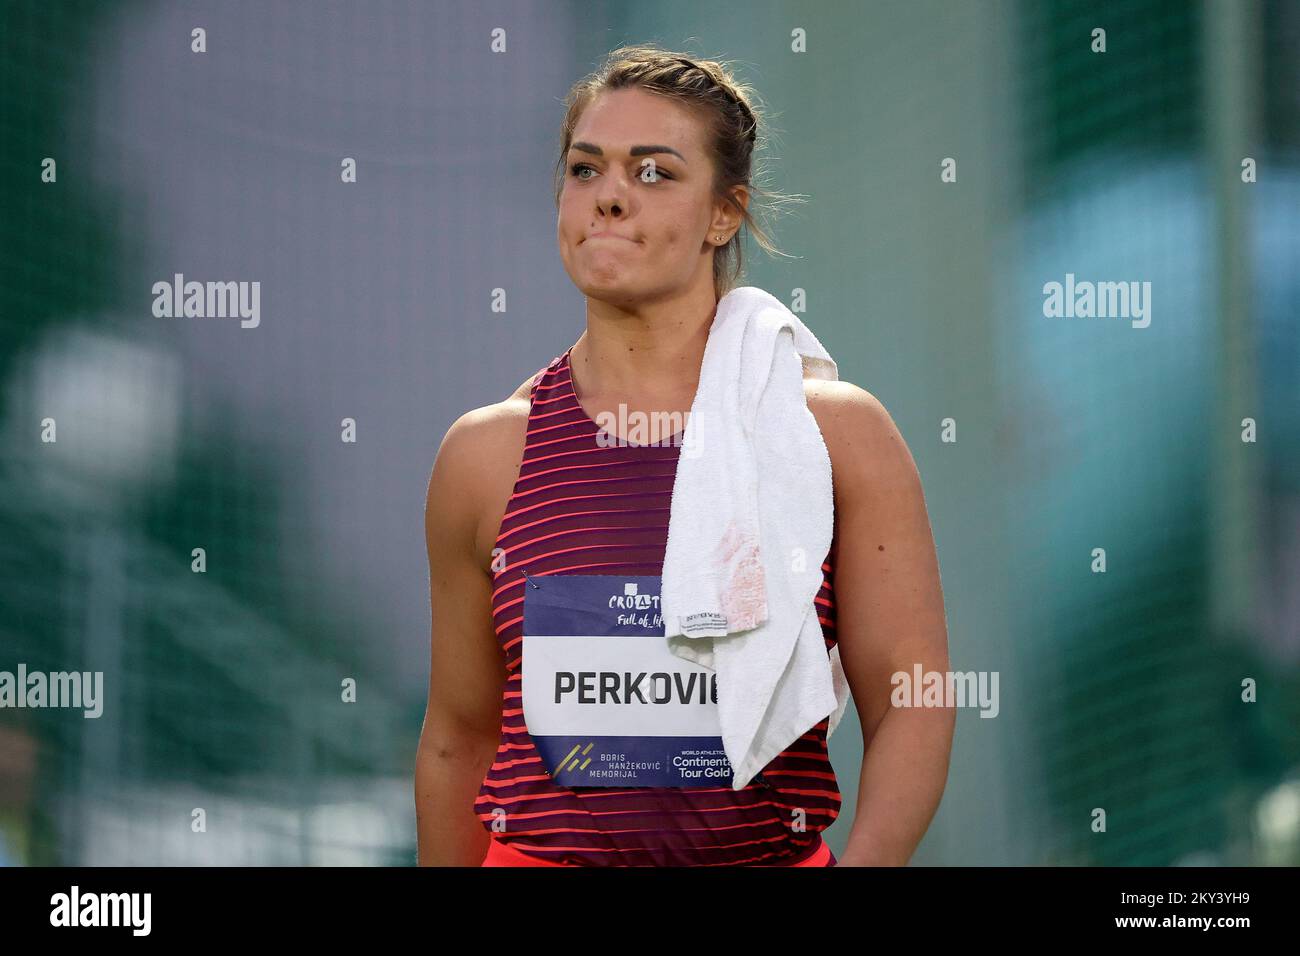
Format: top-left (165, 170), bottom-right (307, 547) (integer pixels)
top-left (569, 141), bottom-right (687, 163)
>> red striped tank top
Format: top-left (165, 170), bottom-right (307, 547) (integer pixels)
top-left (475, 345), bottom-right (841, 866)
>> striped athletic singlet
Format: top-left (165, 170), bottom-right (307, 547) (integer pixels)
top-left (476, 346), bottom-right (841, 866)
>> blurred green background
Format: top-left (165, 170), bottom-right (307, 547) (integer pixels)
top-left (1, 0), bottom-right (1297, 865)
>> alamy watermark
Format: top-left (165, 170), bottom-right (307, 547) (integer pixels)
top-left (50, 886), bottom-right (150, 935)
top-left (891, 664), bottom-right (999, 718)
top-left (152, 273), bottom-right (260, 328)
top-left (1042, 272), bottom-right (1151, 328)
top-left (0, 664), bottom-right (103, 718)
top-left (593, 404), bottom-right (706, 457)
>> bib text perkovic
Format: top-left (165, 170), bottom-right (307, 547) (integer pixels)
top-left (521, 573), bottom-right (735, 787)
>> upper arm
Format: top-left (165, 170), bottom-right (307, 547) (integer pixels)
top-left (420, 408), bottom-right (510, 746)
top-left (807, 381), bottom-right (952, 741)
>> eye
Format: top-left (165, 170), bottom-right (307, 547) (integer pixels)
top-left (638, 161), bottom-right (673, 183)
top-left (568, 160), bottom-right (674, 183)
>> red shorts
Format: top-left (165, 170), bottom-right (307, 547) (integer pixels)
top-left (481, 833), bottom-right (836, 867)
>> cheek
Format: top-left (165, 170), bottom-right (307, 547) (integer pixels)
top-left (658, 204), bottom-right (706, 249)
top-left (660, 222), bottom-right (689, 249)
top-left (557, 191), bottom-right (581, 230)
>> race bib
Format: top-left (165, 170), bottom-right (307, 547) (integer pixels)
top-left (521, 572), bottom-right (735, 788)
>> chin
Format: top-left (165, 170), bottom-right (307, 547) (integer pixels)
top-left (576, 258), bottom-right (631, 291)
top-left (579, 274), bottom-right (641, 305)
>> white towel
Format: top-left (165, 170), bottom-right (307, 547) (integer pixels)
top-left (662, 285), bottom-right (851, 791)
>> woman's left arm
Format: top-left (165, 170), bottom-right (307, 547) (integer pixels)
top-left (807, 380), bottom-right (955, 867)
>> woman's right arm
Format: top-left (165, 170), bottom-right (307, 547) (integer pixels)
top-left (415, 410), bottom-right (511, 866)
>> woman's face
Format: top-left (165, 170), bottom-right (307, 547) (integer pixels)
top-left (557, 87), bottom-right (728, 306)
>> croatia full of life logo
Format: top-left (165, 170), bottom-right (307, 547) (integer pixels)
top-left (608, 581), bottom-right (663, 630)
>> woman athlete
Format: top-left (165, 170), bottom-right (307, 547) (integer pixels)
top-left (415, 44), bottom-right (953, 867)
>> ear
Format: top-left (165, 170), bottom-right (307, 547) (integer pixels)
top-left (711, 184), bottom-right (750, 235)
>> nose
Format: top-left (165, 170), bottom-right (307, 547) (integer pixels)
top-left (595, 168), bottom-right (629, 220)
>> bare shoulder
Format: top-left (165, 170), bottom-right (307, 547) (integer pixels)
top-left (425, 371), bottom-right (539, 565)
top-left (803, 378), bottom-right (921, 495)
top-left (432, 373), bottom-right (533, 475)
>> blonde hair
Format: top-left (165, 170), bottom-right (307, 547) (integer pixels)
top-left (554, 43), bottom-right (804, 300)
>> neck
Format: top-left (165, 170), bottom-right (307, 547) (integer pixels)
top-left (572, 286), bottom-right (718, 398)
